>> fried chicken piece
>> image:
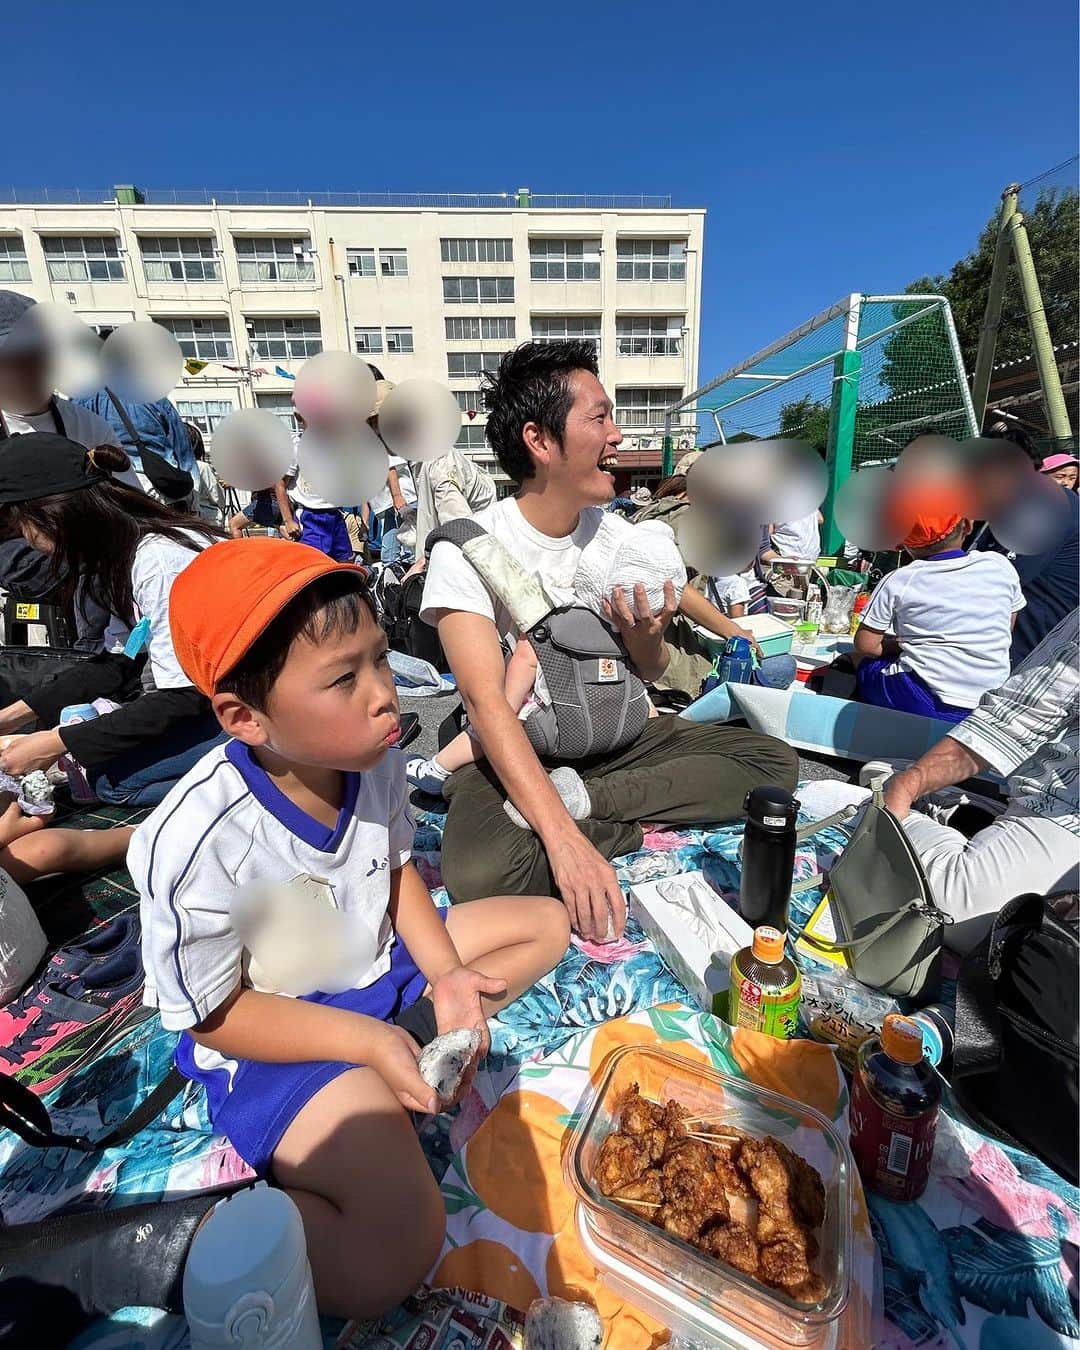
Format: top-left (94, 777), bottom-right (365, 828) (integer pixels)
top-left (658, 1198), bottom-right (708, 1242)
top-left (700, 1222), bottom-right (760, 1276)
top-left (660, 1098), bottom-right (689, 1142)
top-left (712, 1149), bottom-right (753, 1199)
top-left (759, 1236), bottom-right (815, 1291)
top-left (768, 1136), bottom-right (826, 1230)
top-left (788, 1273), bottom-right (828, 1305)
top-left (618, 1084), bottom-right (663, 1136)
top-left (612, 1169), bottom-right (663, 1205)
top-left (596, 1131), bottom-right (652, 1195)
top-left (741, 1139), bottom-right (806, 1245)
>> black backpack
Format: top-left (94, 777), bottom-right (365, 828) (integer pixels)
top-left (953, 892), bottom-right (1079, 1184)
top-left (381, 570), bottom-right (447, 672)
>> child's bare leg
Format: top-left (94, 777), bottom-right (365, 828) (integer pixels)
top-left (1, 825), bottom-right (135, 887)
top-left (0, 800), bottom-right (46, 849)
top-left (441, 895), bottom-right (571, 1016)
top-left (503, 638), bottom-right (539, 711)
top-left (271, 1067), bottom-right (445, 1321)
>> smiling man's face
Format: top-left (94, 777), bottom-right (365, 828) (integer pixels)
top-left (544, 369), bottom-right (622, 507)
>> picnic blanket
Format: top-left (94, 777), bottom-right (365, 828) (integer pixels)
top-left (1, 794), bottom-right (1077, 1348)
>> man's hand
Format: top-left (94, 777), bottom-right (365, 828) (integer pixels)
top-left (366, 1020), bottom-right (439, 1114)
top-left (883, 767), bottom-right (922, 820)
top-left (0, 729), bottom-right (65, 778)
top-left (603, 581), bottom-right (678, 682)
top-left (548, 827), bottom-right (626, 942)
top-left (735, 627), bottom-right (765, 662)
top-left (430, 966), bottom-right (507, 1056)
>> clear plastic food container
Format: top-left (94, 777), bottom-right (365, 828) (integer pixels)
top-left (563, 1044), bottom-right (853, 1347)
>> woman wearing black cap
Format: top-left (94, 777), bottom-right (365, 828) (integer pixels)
top-left (0, 432), bottom-right (224, 805)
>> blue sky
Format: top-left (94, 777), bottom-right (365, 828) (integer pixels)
top-left (7, 1), bottom-right (1077, 387)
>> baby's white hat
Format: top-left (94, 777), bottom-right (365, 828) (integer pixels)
top-left (574, 515), bottom-right (687, 615)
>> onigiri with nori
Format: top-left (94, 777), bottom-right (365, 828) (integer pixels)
top-left (524, 1297), bottom-right (603, 1349)
top-left (417, 1027), bottom-right (482, 1106)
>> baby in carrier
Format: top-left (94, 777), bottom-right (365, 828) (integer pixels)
top-left (406, 515), bottom-right (686, 820)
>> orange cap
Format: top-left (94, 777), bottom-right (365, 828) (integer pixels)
top-left (885, 477), bottom-right (972, 551)
top-left (751, 926), bottom-right (785, 963)
top-left (881, 1014), bottom-right (923, 1065)
top-left (168, 538), bottom-right (367, 696)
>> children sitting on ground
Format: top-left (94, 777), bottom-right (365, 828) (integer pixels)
top-left (406, 515), bottom-right (686, 800)
top-left (129, 539), bottom-right (569, 1323)
top-left (853, 506), bottom-right (1024, 722)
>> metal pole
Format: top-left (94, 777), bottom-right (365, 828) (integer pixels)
top-left (1008, 208), bottom-right (1074, 442)
top-left (939, 299), bottom-right (979, 436)
top-left (970, 184), bottom-right (1019, 429)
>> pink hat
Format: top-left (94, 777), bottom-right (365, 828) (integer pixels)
top-left (1040, 453), bottom-right (1080, 474)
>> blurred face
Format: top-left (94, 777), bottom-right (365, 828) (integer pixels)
top-left (1050, 464), bottom-right (1079, 491)
top-left (255, 600), bottom-right (400, 772)
top-left (544, 370), bottom-right (622, 507)
top-left (0, 354), bottom-right (50, 415)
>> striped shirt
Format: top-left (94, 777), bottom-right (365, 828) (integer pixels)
top-left (949, 609), bottom-right (1079, 836)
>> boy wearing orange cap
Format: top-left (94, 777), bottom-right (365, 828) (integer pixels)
top-left (127, 538), bottom-right (569, 1323)
top-left (853, 509), bottom-right (1025, 722)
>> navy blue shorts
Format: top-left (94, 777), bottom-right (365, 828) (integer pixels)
top-left (297, 507), bottom-right (353, 562)
top-left (243, 495), bottom-right (282, 528)
top-left (175, 934), bottom-right (429, 1176)
top-left (856, 657), bottom-right (969, 723)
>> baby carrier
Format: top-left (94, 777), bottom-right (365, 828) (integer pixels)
top-left (426, 519), bottom-right (650, 760)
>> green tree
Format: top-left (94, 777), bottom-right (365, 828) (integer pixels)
top-left (777, 395), bottom-right (831, 448)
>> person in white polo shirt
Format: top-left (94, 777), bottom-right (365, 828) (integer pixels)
top-left (854, 505), bottom-right (1024, 722)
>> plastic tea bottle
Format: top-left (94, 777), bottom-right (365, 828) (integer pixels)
top-left (849, 1013), bottom-right (942, 1203)
top-left (729, 926), bottom-right (801, 1039)
top-left (849, 593), bottom-right (869, 636)
top-left (739, 786), bottom-right (799, 930)
top-left (718, 636), bottom-right (755, 685)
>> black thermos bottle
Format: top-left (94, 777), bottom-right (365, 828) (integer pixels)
top-left (739, 786), bottom-right (800, 930)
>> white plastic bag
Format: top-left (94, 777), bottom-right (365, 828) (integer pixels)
top-left (0, 866), bottom-right (47, 1003)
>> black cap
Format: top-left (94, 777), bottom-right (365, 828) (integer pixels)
top-left (0, 432), bottom-right (109, 504)
top-left (744, 785), bottom-right (799, 826)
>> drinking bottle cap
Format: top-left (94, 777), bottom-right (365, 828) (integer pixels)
top-left (743, 785), bottom-right (799, 826)
top-left (881, 1013), bottom-right (923, 1065)
top-left (751, 926), bottom-right (785, 963)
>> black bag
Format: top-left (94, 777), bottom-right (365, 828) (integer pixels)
top-left (105, 389), bottom-right (195, 505)
top-left (953, 892), bottom-right (1079, 1183)
top-left (382, 571), bottom-right (447, 672)
top-left (0, 645), bottom-right (87, 710)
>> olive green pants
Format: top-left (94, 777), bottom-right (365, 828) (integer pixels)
top-left (440, 715), bottom-right (798, 903)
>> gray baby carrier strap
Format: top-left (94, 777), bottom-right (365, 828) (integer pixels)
top-left (426, 519), bottom-right (649, 759)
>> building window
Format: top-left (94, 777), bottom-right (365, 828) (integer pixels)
top-left (531, 314), bottom-right (601, 354)
top-left (379, 248), bottom-right (408, 277)
top-left (255, 392), bottom-right (299, 433)
top-left (455, 390), bottom-right (484, 414)
top-left (456, 423), bottom-right (488, 449)
top-left (441, 238), bottom-right (513, 263)
top-left (386, 327), bottom-right (414, 354)
top-left (347, 248), bottom-right (375, 277)
top-left (443, 276), bottom-right (514, 304)
top-left (448, 352), bottom-right (503, 380)
top-left (616, 316), bottom-right (684, 357)
top-left (445, 316), bottom-right (481, 341)
top-left (0, 236), bottom-right (30, 283)
top-left (616, 239), bottom-right (686, 281)
top-left (481, 316), bottom-right (515, 340)
top-left (529, 239), bottom-right (601, 282)
top-left (235, 237), bottom-right (315, 283)
top-left (248, 316), bottom-right (322, 361)
top-left (176, 399), bottom-right (232, 438)
top-left (155, 316), bottom-right (233, 361)
top-left (42, 235), bottom-right (125, 282)
top-left (141, 236), bottom-right (219, 283)
top-left (615, 387), bottom-right (683, 428)
top-left (353, 326), bottom-right (383, 355)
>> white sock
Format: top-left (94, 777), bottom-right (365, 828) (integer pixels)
top-left (504, 767), bottom-right (592, 829)
top-left (406, 756), bottom-right (452, 796)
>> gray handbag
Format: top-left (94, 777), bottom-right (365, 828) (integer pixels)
top-left (793, 783), bottom-right (952, 1001)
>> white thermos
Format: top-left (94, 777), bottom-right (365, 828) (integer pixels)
top-left (183, 1184), bottom-right (322, 1350)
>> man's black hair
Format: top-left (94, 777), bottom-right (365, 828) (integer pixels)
top-left (481, 339), bottom-right (600, 486)
top-left (984, 419), bottom-right (1041, 467)
top-left (215, 571), bottom-right (375, 711)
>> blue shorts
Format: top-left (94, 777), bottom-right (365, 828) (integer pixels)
top-left (297, 507), bottom-right (353, 562)
top-left (243, 495), bottom-right (281, 528)
top-left (175, 934), bottom-right (429, 1176)
top-left (856, 657), bottom-right (969, 723)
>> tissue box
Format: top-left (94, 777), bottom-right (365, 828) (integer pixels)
top-left (629, 870), bottom-right (755, 1014)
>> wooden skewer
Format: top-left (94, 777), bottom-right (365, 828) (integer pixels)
top-left (614, 1196), bottom-right (662, 1210)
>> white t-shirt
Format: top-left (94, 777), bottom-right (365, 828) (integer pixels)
top-left (707, 572), bottom-right (752, 613)
top-left (101, 529), bottom-right (209, 687)
top-left (420, 496), bottom-right (604, 644)
top-left (370, 456), bottom-right (417, 516)
top-left (132, 741), bottom-right (414, 1039)
top-left (764, 513), bottom-right (820, 562)
top-left (861, 551), bottom-right (1026, 708)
